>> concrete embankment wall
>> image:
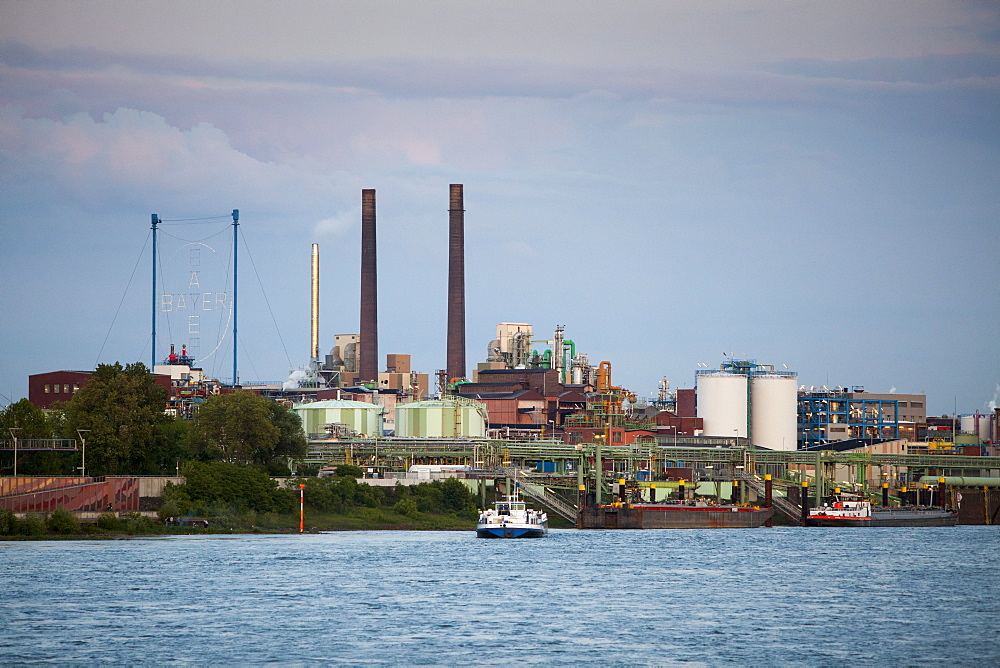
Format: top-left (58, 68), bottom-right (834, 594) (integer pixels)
top-left (0, 476), bottom-right (183, 516)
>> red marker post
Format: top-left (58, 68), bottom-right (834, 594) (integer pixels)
top-left (299, 483), bottom-right (305, 533)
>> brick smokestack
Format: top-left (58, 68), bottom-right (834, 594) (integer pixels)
top-left (359, 188), bottom-right (378, 383)
top-left (447, 184), bottom-right (466, 381)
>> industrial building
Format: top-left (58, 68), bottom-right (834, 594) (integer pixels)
top-left (28, 371), bottom-right (101, 409)
top-left (797, 387), bottom-right (926, 449)
top-left (29, 367), bottom-right (181, 413)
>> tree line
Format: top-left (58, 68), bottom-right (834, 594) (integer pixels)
top-left (1, 462), bottom-right (482, 535)
top-left (0, 362), bottom-right (307, 477)
top-left (161, 462), bottom-right (479, 521)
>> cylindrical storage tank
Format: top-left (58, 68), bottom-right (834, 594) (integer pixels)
top-left (395, 399), bottom-right (487, 438)
top-left (697, 373), bottom-right (748, 438)
top-left (960, 414), bottom-right (993, 442)
top-left (294, 400), bottom-right (383, 438)
top-left (750, 374), bottom-right (798, 451)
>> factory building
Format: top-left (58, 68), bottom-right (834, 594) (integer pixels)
top-left (28, 371), bottom-right (100, 409)
top-left (29, 352), bottom-right (201, 416)
top-left (797, 387), bottom-right (926, 449)
top-left (457, 367), bottom-right (588, 436)
top-left (478, 323), bottom-right (595, 387)
top-left (460, 323), bottom-right (601, 436)
top-left (695, 359), bottom-right (799, 451)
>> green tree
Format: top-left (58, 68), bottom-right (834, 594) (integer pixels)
top-left (0, 398), bottom-right (53, 438)
top-left (143, 416), bottom-right (194, 476)
top-left (61, 362), bottom-right (172, 475)
top-left (0, 398), bottom-right (71, 475)
top-left (0, 508), bottom-right (18, 535)
top-left (47, 507), bottom-right (81, 534)
top-left (334, 464), bottom-right (364, 478)
top-left (191, 391), bottom-right (305, 467)
top-left (168, 461), bottom-right (295, 514)
top-left (392, 497), bottom-right (418, 516)
top-left (268, 400), bottom-right (308, 462)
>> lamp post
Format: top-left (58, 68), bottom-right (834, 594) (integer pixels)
top-left (8, 428), bottom-right (20, 477)
top-left (76, 429), bottom-right (90, 478)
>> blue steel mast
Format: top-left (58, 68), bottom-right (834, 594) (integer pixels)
top-left (232, 209), bottom-right (239, 387)
top-left (151, 213), bottom-right (159, 370)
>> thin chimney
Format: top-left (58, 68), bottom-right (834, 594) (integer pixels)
top-left (446, 184), bottom-right (466, 381)
top-left (311, 243), bottom-right (320, 361)
top-left (360, 189), bottom-right (378, 383)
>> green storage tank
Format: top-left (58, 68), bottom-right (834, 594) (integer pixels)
top-left (294, 399), bottom-right (383, 438)
top-left (395, 398), bottom-right (488, 438)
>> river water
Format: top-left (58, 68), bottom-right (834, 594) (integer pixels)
top-left (2, 527), bottom-right (998, 665)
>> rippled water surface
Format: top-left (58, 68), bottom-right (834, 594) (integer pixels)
top-left (2, 527), bottom-right (998, 665)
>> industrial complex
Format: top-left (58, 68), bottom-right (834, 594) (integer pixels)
top-left (8, 185), bottom-right (1000, 525)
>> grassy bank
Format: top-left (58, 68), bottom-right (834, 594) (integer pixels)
top-left (0, 506), bottom-right (478, 539)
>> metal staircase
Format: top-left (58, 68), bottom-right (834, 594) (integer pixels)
top-left (736, 472), bottom-right (801, 523)
top-left (495, 466), bottom-right (579, 522)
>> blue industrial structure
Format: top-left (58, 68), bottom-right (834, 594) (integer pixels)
top-left (798, 386), bottom-right (899, 449)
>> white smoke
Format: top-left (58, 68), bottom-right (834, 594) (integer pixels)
top-left (283, 368), bottom-right (310, 390)
top-left (888, 386), bottom-right (897, 394)
top-left (988, 383), bottom-right (1000, 412)
top-left (313, 211), bottom-right (354, 240)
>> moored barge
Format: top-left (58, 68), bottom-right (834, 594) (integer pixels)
top-left (578, 502), bottom-right (774, 529)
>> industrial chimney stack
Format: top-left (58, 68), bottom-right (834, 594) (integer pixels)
top-left (310, 243), bottom-right (320, 362)
top-left (359, 189), bottom-right (378, 383)
top-left (446, 184), bottom-right (466, 382)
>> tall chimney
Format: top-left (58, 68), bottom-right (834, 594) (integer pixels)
top-left (360, 189), bottom-right (378, 383)
top-left (446, 184), bottom-right (466, 381)
top-left (311, 243), bottom-right (320, 361)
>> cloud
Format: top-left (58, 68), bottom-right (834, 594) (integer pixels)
top-left (765, 53), bottom-right (1000, 84)
top-left (2, 6), bottom-right (998, 414)
top-left (313, 213), bottom-right (355, 240)
top-left (0, 104), bottom-right (360, 220)
top-left (499, 241), bottom-right (538, 259)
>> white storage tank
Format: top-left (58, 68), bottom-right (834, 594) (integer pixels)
top-left (697, 372), bottom-right (748, 438)
top-left (960, 414), bottom-right (993, 442)
top-left (750, 374), bottom-right (798, 451)
top-left (294, 399), bottom-right (383, 438)
top-left (395, 398), bottom-right (488, 438)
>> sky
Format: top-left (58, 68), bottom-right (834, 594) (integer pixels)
top-left (1, 1), bottom-right (998, 416)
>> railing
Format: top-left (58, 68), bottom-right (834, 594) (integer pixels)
top-left (0, 439), bottom-right (78, 451)
top-left (494, 466), bottom-right (578, 522)
top-left (735, 472), bottom-right (801, 523)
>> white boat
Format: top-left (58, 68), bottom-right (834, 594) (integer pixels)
top-left (476, 490), bottom-right (548, 538)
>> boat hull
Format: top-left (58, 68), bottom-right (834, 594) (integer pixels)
top-left (807, 508), bottom-right (958, 527)
top-left (578, 505), bottom-right (774, 529)
top-left (476, 525), bottom-right (547, 539)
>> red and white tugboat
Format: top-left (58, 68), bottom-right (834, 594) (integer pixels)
top-left (806, 491), bottom-right (957, 527)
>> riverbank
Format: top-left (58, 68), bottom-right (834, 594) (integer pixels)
top-left (2, 505), bottom-right (577, 539)
top-left (0, 506), bottom-right (481, 539)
